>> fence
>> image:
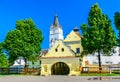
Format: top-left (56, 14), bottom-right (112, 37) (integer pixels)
top-left (24, 68), bottom-right (40, 75)
top-left (110, 67), bottom-right (120, 74)
top-left (81, 67), bottom-right (110, 73)
top-left (0, 68), bottom-right (40, 75)
top-left (81, 66), bottom-right (120, 74)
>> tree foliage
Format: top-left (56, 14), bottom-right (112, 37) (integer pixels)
top-left (114, 12), bottom-right (120, 47)
top-left (3, 19), bottom-right (43, 65)
top-left (114, 12), bottom-right (120, 55)
top-left (0, 43), bottom-right (9, 68)
top-left (81, 3), bottom-right (116, 67)
top-left (114, 12), bottom-right (120, 30)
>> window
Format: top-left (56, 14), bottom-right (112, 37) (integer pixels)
top-left (93, 61), bottom-right (98, 64)
top-left (62, 48), bottom-right (64, 52)
top-left (55, 49), bottom-right (58, 52)
top-left (106, 61), bottom-right (112, 64)
top-left (83, 67), bottom-right (88, 72)
top-left (112, 49), bottom-right (116, 53)
top-left (76, 48), bottom-right (80, 53)
top-left (39, 61), bottom-right (41, 64)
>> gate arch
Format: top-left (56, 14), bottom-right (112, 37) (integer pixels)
top-left (51, 62), bottom-right (70, 75)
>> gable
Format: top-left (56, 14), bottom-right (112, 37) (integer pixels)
top-left (42, 40), bottom-right (75, 58)
top-left (64, 31), bottom-right (81, 42)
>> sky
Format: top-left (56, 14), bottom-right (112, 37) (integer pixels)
top-left (0, 0), bottom-right (120, 49)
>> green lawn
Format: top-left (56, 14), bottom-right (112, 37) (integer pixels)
top-left (0, 75), bottom-right (4, 77)
top-left (81, 73), bottom-right (120, 76)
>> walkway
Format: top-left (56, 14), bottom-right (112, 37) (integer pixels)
top-left (0, 75), bottom-right (120, 82)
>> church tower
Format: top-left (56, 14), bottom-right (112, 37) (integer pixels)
top-left (49, 15), bottom-right (64, 48)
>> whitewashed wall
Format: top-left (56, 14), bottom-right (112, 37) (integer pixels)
top-left (86, 47), bottom-right (120, 65)
top-left (13, 57), bottom-right (25, 66)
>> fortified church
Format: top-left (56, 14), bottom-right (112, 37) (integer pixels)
top-left (12, 15), bottom-right (120, 75)
top-left (40, 15), bottom-right (83, 76)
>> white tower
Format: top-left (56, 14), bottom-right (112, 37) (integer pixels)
top-left (49, 15), bottom-right (64, 48)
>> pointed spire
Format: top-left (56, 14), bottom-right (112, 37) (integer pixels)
top-left (53, 15), bottom-right (59, 26)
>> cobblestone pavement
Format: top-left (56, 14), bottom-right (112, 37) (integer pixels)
top-left (0, 75), bottom-right (120, 82)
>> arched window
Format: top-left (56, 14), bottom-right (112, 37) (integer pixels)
top-left (55, 49), bottom-right (58, 52)
top-left (62, 48), bottom-right (64, 52)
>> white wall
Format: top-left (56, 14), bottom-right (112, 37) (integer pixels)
top-left (86, 47), bottom-right (120, 65)
top-left (13, 57), bottom-right (25, 66)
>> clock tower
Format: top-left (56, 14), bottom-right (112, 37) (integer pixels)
top-left (49, 15), bottom-right (64, 48)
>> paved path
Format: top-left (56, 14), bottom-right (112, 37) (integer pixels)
top-left (0, 75), bottom-right (120, 82)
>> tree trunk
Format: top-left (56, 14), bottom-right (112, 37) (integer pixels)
top-left (98, 50), bottom-right (101, 67)
top-left (24, 59), bottom-right (28, 68)
top-left (24, 59), bottom-right (28, 74)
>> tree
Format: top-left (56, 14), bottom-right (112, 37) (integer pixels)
top-left (114, 12), bottom-right (120, 30)
top-left (81, 3), bottom-right (116, 67)
top-left (3, 19), bottom-right (43, 67)
top-left (0, 54), bottom-right (9, 68)
top-left (0, 43), bottom-right (9, 68)
top-left (114, 12), bottom-right (120, 55)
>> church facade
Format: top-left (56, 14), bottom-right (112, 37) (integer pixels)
top-left (40, 16), bottom-right (83, 76)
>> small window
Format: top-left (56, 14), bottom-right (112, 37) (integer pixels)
top-left (76, 48), bottom-right (80, 53)
top-left (39, 61), bottom-right (41, 64)
top-left (55, 49), bottom-right (58, 52)
top-left (112, 49), bottom-right (116, 53)
top-left (93, 61), bottom-right (98, 64)
top-left (62, 48), bottom-right (64, 52)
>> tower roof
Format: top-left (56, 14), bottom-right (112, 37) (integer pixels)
top-left (73, 27), bottom-right (79, 32)
top-left (53, 15), bottom-right (59, 26)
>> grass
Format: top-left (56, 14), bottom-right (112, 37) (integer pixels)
top-left (80, 73), bottom-right (120, 76)
top-left (0, 75), bottom-right (5, 78)
top-left (0, 73), bottom-right (40, 76)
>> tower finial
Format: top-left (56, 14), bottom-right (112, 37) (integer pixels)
top-left (53, 15), bottom-right (59, 26)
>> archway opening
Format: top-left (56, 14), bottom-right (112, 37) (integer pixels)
top-left (51, 62), bottom-right (70, 75)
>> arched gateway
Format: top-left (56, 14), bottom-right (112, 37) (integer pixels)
top-left (51, 62), bottom-right (70, 75)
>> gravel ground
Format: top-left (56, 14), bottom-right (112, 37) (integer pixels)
top-left (0, 75), bottom-right (120, 82)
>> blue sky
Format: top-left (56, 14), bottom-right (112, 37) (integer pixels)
top-left (0, 0), bottom-right (120, 49)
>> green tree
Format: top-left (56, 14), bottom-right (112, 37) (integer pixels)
top-left (114, 12), bottom-right (120, 55)
top-left (114, 12), bottom-right (120, 30)
top-left (81, 3), bottom-right (116, 67)
top-left (0, 43), bottom-right (9, 68)
top-left (0, 54), bottom-right (9, 68)
top-left (3, 19), bottom-right (43, 67)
